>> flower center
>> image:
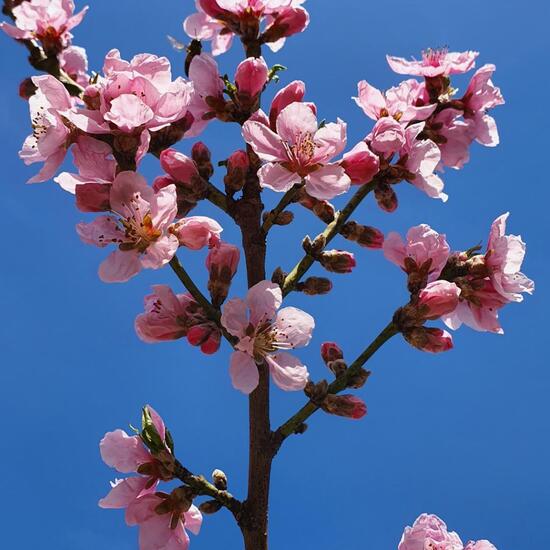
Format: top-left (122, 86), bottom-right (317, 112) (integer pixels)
top-left (251, 321), bottom-right (293, 361)
top-left (118, 211), bottom-right (161, 252)
top-left (421, 47), bottom-right (448, 67)
top-left (282, 131), bottom-right (319, 174)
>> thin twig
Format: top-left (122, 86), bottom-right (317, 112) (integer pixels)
top-left (273, 321), bottom-right (398, 447)
top-left (281, 180), bottom-right (378, 297)
top-left (261, 183), bottom-right (303, 234)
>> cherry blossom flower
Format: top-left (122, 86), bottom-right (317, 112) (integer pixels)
top-left (59, 45), bottom-right (89, 87)
top-left (383, 224), bottom-right (450, 283)
top-left (135, 285), bottom-right (221, 354)
top-left (485, 213), bottom-right (534, 302)
top-left (462, 64), bottom-right (505, 147)
top-left (99, 405), bottom-right (170, 511)
top-left (387, 48), bottom-right (479, 78)
top-left (417, 280), bottom-right (461, 319)
top-left (268, 79), bottom-right (310, 129)
top-left (398, 513), bottom-right (497, 550)
top-left (171, 216), bottom-right (222, 249)
top-left (76, 171), bottom-right (179, 283)
top-left (66, 50), bottom-right (194, 161)
top-left (243, 102), bottom-right (350, 200)
top-left (184, 0), bottom-right (309, 55)
top-left (126, 493), bottom-right (202, 550)
top-left (20, 75), bottom-right (77, 183)
top-left (354, 79), bottom-right (435, 124)
top-left (369, 117), bottom-right (406, 155)
top-left (0, 0), bottom-right (88, 53)
top-left (431, 109), bottom-right (474, 170)
top-left (398, 123), bottom-right (447, 201)
top-left (221, 280), bottom-right (313, 394)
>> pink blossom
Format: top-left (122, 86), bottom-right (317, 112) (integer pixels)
top-left (160, 149), bottom-right (200, 183)
top-left (418, 280), bottom-right (461, 319)
top-left (76, 171), bottom-right (179, 283)
top-left (206, 241), bottom-right (241, 306)
top-left (387, 48), bottom-right (479, 78)
top-left (184, 0), bottom-right (309, 55)
top-left (341, 141), bottom-right (380, 184)
top-left (383, 224), bottom-right (450, 282)
top-left (399, 514), bottom-right (463, 549)
top-left (59, 45), bottom-right (89, 87)
top-left (221, 280), bottom-right (313, 394)
top-left (1, 0), bottom-right (88, 52)
top-left (126, 493), bottom-right (202, 550)
top-left (320, 342), bottom-right (344, 364)
top-left (171, 216), bottom-right (223, 249)
top-left (54, 135), bottom-right (116, 194)
top-left (485, 213), bottom-right (534, 302)
top-left (135, 285), bottom-right (221, 354)
top-left (432, 109), bottom-right (474, 170)
top-left (399, 123), bottom-right (447, 201)
top-left (369, 117), bottom-right (406, 155)
top-left (19, 75), bottom-right (76, 183)
top-left (354, 79), bottom-right (435, 124)
top-left (66, 50), bottom-right (194, 158)
top-left (243, 102), bottom-right (350, 200)
top-left (269, 79), bottom-right (308, 129)
top-left (235, 56), bottom-right (269, 98)
top-left (464, 542), bottom-right (497, 550)
top-left (99, 405), bottom-right (169, 511)
top-left (462, 64), bottom-right (505, 147)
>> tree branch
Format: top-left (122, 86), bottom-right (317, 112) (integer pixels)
top-left (273, 321), bottom-right (398, 448)
top-left (261, 182), bottom-right (302, 234)
top-left (282, 180), bottom-right (378, 297)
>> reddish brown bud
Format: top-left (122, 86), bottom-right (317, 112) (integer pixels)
top-left (18, 77), bottom-right (36, 100)
top-left (304, 380), bottom-right (329, 404)
top-left (191, 142), bottom-right (214, 179)
top-left (297, 189), bottom-right (336, 223)
top-left (211, 469), bottom-right (228, 490)
top-left (206, 242), bottom-right (240, 306)
top-left (321, 394), bottom-right (367, 419)
top-left (321, 342), bottom-right (344, 364)
top-left (347, 368), bottom-right (370, 389)
top-left (271, 266), bottom-right (286, 286)
top-left (199, 500), bottom-right (223, 515)
top-left (224, 150), bottom-right (249, 192)
top-left (403, 327), bottom-right (454, 353)
top-left (296, 276), bottom-right (332, 296)
top-left (318, 250), bottom-right (356, 274)
top-left (302, 234), bottom-right (327, 256)
top-left (374, 183), bottom-right (398, 212)
top-left (340, 221), bottom-right (385, 249)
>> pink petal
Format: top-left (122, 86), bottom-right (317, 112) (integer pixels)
top-left (99, 476), bottom-right (153, 509)
top-left (242, 120), bottom-right (286, 162)
top-left (99, 249), bottom-right (142, 283)
top-left (266, 352), bottom-right (309, 391)
top-left (221, 298), bottom-right (249, 338)
top-left (354, 80), bottom-right (386, 120)
top-left (99, 429), bottom-right (151, 473)
top-left (229, 351), bottom-right (259, 394)
top-left (274, 306), bottom-right (314, 349)
top-left (246, 280), bottom-right (282, 325)
top-left (76, 216), bottom-right (124, 248)
top-left (258, 162), bottom-right (299, 193)
top-left (184, 505), bottom-right (203, 535)
top-left (275, 102), bottom-right (318, 145)
top-left (311, 120), bottom-right (347, 164)
top-left (305, 164), bottom-right (351, 200)
top-left (104, 94), bottom-right (154, 132)
top-left (140, 234), bottom-right (179, 270)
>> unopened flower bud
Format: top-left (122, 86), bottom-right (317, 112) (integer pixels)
top-left (297, 189), bottom-right (335, 223)
top-left (328, 359), bottom-right (347, 377)
top-left (271, 266), bottom-right (286, 286)
top-left (160, 149), bottom-right (199, 183)
top-left (296, 276), bottom-right (332, 295)
top-left (374, 183), bottom-right (398, 212)
top-left (212, 469), bottom-right (228, 490)
top-left (347, 367), bottom-right (370, 389)
top-left (321, 394), bottom-right (367, 419)
top-left (199, 500), bottom-right (223, 515)
top-left (19, 77), bottom-right (36, 100)
top-left (263, 209), bottom-right (294, 226)
top-left (318, 250), bottom-right (356, 274)
top-left (261, 7), bottom-right (309, 44)
top-left (417, 281), bottom-right (461, 320)
top-left (191, 142), bottom-right (214, 179)
top-left (304, 379), bottom-right (329, 404)
top-left (302, 234), bottom-right (326, 256)
top-left (224, 150), bottom-right (249, 192)
top-left (235, 56), bottom-right (269, 98)
top-left (187, 323), bottom-right (221, 355)
top-left (340, 221), bottom-right (384, 249)
top-left (206, 242), bottom-right (240, 306)
top-left (341, 141), bottom-right (380, 184)
top-left (269, 80), bottom-right (306, 129)
top-left (321, 342), bottom-right (344, 364)
top-left (403, 327), bottom-right (454, 353)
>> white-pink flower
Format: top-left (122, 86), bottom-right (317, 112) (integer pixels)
top-left (485, 212), bottom-right (534, 302)
top-left (126, 493), bottom-right (202, 550)
top-left (387, 48), bottom-right (479, 78)
top-left (399, 123), bottom-right (448, 201)
top-left (221, 280), bottom-right (313, 394)
top-left (19, 75), bottom-right (77, 183)
top-left (184, 1), bottom-right (233, 56)
top-left (354, 79), bottom-right (435, 124)
top-left (59, 45), bottom-right (89, 87)
top-left (243, 102), bottom-right (350, 200)
top-left (76, 171), bottom-right (179, 283)
top-left (383, 224), bottom-right (450, 282)
top-left (1, 0), bottom-right (88, 51)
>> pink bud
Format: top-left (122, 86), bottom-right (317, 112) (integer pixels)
top-left (152, 175), bottom-right (177, 194)
top-left (172, 216), bottom-right (223, 250)
top-left (341, 221), bottom-right (385, 249)
top-left (418, 281), bottom-right (461, 320)
top-left (322, 394), bottom-right (367, 419)
top-left (224, 150), bottom-right (250, 192)
top-left (206, 241), bottom-right (240, 306)
top-left (321, 342), bottom-right (344, 364)
top-left (341, 141), bottom-right (380, 184)
top-left (187, 323), bottom-right (221, 355)
top-left (191, 141), bottom-right (213, 179)
top-left (235, 57), bottom-right (269, 98)
top-left (269, 80), bottom-right (305, 129)
top-left (404, 327), bottom-right (454, 353)
top-left (160, 149), bottom-right (199, 184)
top-left (318, 250), bottom-right (356, 274)
top-left (262, 7), bottom-right (309, 44)
top-left (75, 183), bottom-right (111, 212)
top-left (369, 118), bottom-right (406, 155)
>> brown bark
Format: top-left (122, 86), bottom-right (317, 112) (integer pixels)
top-left (231, 158), bottom-right (273, 550)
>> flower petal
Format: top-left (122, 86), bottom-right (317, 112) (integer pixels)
top-left (229, 351), bottom-right (259, 394)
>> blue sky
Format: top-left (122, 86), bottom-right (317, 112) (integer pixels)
top-left (0, 1), bottom-right (548, 548)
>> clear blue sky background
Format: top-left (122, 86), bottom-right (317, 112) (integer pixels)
top-left (0, 1), bottom-right (548, 548)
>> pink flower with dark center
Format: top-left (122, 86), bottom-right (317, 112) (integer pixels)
top-left (1, 0), bottom-right (88, 53)
top-left (462, 64), bottom-right (505, 148)
top-left (387, 48), bottom-right (479, 78)
top-left (135, 285), bottom-right (221, 354)
top-left (221, 280), bottom-right (313, 394)
top-left (243, 102), bottom-right (350, 200)
top-left (126, 492), bottom-right (202, 550)
top-left (19, 75), bottom-right (77, 183)
top-left (485, 213), bottom-right (534, 302)
top-left (76, 171), bottom-right (179, 283)
top-left (99, 405), bottom-right (170, 512)
top-left (354, 79), bottom-right (435, 124)
top-left (383, 224), bottom-right (450, 282)
top-left (398, 123), bottom-right (447, 201)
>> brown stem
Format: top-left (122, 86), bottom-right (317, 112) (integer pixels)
top-left (231, 152), bottom-right (273, 550)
